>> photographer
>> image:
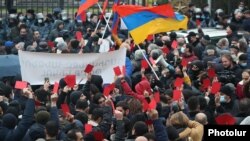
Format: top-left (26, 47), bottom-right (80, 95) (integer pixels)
top-left (217, 54), bottom-right (242, 85)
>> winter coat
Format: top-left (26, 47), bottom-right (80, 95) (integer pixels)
top-left (0, 99), bottom-right (35, 141)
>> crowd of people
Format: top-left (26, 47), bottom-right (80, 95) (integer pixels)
top-left (0, 1), bottom-right (250, 141)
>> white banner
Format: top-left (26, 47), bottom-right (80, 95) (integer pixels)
top-left (18, 48), bottom-right (126, 85)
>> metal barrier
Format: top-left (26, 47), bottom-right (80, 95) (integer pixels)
top-left (0, 0), bottom-right (123, 18)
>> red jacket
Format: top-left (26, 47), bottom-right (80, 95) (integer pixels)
top-left (236, 81), bottom-right (245, 99)
top-left (121, 80), bottom-right (145, 102)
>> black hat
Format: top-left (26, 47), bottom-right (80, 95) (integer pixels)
top-left (170, 32), bottom-right (177, 40)
top-left (191, 60), bottom-right (204, 70)
top-left (203, 35), bottom-right (211, 41)
top-left (239, 53), bottom-right (247, 61)
top-left (188, 32), bottom-right (196, 37)
top-left (206, 45), bottom-right (216, 50)
top-left (220, 85), bottom-right (233, 97)
top-left (2, 113), bottom-right (17, 129)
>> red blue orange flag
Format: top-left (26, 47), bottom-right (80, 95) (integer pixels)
top-left (111, 0), bottom-right (120, 35)
top-left (77, 0), bottom-right (98, 16)
top-left (114, 4), bottom-right (188, 44)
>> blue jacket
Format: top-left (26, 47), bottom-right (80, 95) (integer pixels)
top-left (0, 99), bottom-right (35, 141)
top-left (125, 57), bottom-right (133, 77)
top-left (153, 119), bottom-right (168, 141)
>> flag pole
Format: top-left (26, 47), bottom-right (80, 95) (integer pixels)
top-left (94, 20), bottom-right (102, 32)
top-left (97, 2), bottom-right (111, 30)
top-left (137, 45), bottom-right (160, 80)
top-left (102, 10), bottom-right (113, 39)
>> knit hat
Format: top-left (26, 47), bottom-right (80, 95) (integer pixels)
top-left (148, 43), bottom-right (159, 52)
top-left (191, 60), bottom-right (204, 71)
top-left (188, 32), bottom-right (196, 37)
top-left (35, 111), bottom-right (50, 125)
top-left (150, 49), bottom-right (161, 60)
top-left (134, 49), bottom-right (146, 61)
top-left (2, 113), bottom-right (18, 129)
top-left (220, 85), bottom-right (233, 97)
top-left (203, 35), bottom-right (211, 41)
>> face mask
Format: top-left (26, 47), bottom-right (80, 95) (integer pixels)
top-left (180, 47), bottom-right (185, 53)
top-left (239, 6), bottom-right (243, 10)
top-left (38, 19), bottom-right (43, 23)
top-left (62, 16), bottom-right (67, 21)
top-left (196, 15), bottom-right (201, 19)
top-left (100, 30), bottom-right (105, 35)
top-left (77, 20), bottom-right (82, 23)
top-left (19, 16), bottom-right (25, 21)
top-left (204, 7), bottom-right (209, 12)
top-left (27, 15), bottom-right (32, 19)
top-left (220, 95), bottom-right (226, 103)
top-left (240, 63), bottom-right (247, 67)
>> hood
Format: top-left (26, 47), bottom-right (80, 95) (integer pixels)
top-left (135, 79), bottom-right (152, 95)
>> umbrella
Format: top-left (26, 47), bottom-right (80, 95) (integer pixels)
top-left (0, 55), bottom-right (20, 78)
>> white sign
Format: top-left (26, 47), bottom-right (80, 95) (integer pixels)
top-left (18, 48), bottom-right (126, 85)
